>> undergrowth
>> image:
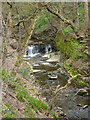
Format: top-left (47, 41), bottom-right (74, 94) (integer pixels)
top-left (1, 69), bottom-right (48, 118)
top-left (2, 103), bottom-right (18, 118)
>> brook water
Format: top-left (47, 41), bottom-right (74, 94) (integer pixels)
top-left (24, 44), bottom-right (89, 119)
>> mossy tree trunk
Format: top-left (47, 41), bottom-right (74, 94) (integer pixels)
top-left (4, 2), bottom-right (41, 76)
top-left (11, 12), bottom-right (39, 76)
top-left (2, 2), bottom-right (13, 71)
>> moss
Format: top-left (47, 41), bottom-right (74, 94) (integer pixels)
top-left (54, 32), bottom-right (85, 60)
top-left (64, 61), bottom-right (77, 76)
top-left (73, 76), bottom-right (90, 87)
top-left (64, 62), bottom-right (90, 87)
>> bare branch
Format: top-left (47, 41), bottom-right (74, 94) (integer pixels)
top-left (12, 8), bottom-right (39, 27)
top-left (45, 4), bottom-right (81, 38)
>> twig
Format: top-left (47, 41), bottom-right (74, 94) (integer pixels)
top-left (45, 4), bottom-right (81, 38)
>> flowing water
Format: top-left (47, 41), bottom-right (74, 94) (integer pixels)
top-left (24, 44), bottom-right (89, 119)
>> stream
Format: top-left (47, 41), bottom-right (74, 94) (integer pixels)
top-left (24, 44), bottom-right (89, 119)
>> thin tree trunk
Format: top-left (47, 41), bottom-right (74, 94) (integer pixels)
top-left (84, 0), bottom-right (89, 36)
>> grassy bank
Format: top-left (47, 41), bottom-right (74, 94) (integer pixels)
top-left (1, 69), bottom-right (48, 118)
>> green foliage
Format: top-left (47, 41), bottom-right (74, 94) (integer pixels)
top-left (50, 110), bottom-right (60, 118)
top-left (78, 3), bottom-right (84, 15)
top-left (17, 89), bottom-right (48, 112)
top-left (1, 69), bottom-right (48, 117)
top-left (5, 104), bottom-right (13, 111)
top-left (63, 26), bottom-right (73, 34)
top-left (2, 103), bottom-right (18, 118)
top-left (35, 9), bottom-right (53, 29)
top-left (1, 69), bottom-right (13, 82)
top-left (4, 112), bottom-right (13, 118)
top-left (24, 105), bottom-right (36, 117)
top-left (76, 23), bottom-right (84, 30)
top-left (64, 61), bottom-right (77, 76)
top-left (1, 69), bottom-right (23, 90)
top-left (64, 61), bottom-right (90, 87)
top-left (2, 109), bottom-right (6, 116)
top-left (55, 32), bottom-right (85, 59)
top-left (74, 76), bottom-right (90, 87)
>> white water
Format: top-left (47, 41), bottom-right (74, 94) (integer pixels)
top-left (45, 44), bottom-right (52, 53)
top-left (24, 45), bottom-right (40, 57)
top-left (24, 44), bottom-right (53, 57)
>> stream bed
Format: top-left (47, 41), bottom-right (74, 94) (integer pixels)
top-left (24, 44), bottom-right (89, 119)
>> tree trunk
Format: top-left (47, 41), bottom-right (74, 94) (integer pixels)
top-left (0, 4), bottom-right (2, 116)
top-left (2, 4), bottom-right (13, 70)
top-left (11, 14), bottom-right (39, 76)
top-left (84, 0), bottom-right (89, 36)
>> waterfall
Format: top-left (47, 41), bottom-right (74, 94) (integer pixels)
top-left (24, 44), bottom-right (54, 57)
top-left (45, 44), bottom-right (52, 53)
top-left (24, 45), bottom-right (39, 57)
top-left (27, 45), bottom-right (34, 57)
